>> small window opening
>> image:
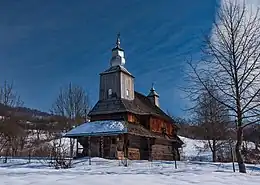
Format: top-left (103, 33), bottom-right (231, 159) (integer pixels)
top-left (108, 89), bottom-right (112, 97)
top-left (112, 138), bottom-right (116, 144)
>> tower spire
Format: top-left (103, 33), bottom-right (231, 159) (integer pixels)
top-left (110, 33), bottom-right (125, 66)
top-left (148, 82), bottom-right (158, 96)
top-left (151, 82), bottom-right (155, 91)
top-left (116, 32), bottom-right (121, 48)
top-left (112, 33), bottom-right (124, 51)
top-left (147, 82), bottom-right (160, 107)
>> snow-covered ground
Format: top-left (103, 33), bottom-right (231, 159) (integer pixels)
top-left (180, 136), bottom-right (212, 161)
top-left (1, 136), bottom-right (260, 185)
top-left (179, 136), bottom-right (256, 161)
top-left (0, 157), bottom-right (259, 185)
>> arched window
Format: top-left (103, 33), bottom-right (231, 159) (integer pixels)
top-left (108, 89), bottom-right (112, 97)
top-left (126, 89), bottom-right (129, 97)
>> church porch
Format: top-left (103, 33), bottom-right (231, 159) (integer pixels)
top-left (63, 120), bottom-right (128, 159)
top-left (64, 120), bottom-right (182, 161)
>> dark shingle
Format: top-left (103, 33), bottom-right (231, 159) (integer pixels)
top-left (100, 65), bottom-right (134, 77)
top-left (89, 91), bottom-right (174, 124)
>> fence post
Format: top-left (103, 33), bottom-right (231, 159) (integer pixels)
top-left (174, 148), bottom-right (177, 169)
top-left (229, 138), bottom-right (235, 172)
top-left (123, 133), bottom-right (128, 167)
top-left (76, 137), bottom-right (79, 158)
top-left (88, 136), bottom-right (91, 165)
top-left (101, 136), bottom-right (104, 158)
top-left (28, 150), bottom-right (31, 163)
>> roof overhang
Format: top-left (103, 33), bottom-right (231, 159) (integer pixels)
top-left (63, 120), bottom-right (127, 138)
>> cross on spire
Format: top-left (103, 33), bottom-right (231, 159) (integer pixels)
top-left (112, 32), bottom-right (124, 52)
top-left (116, 32), bottom-right (121, 48)
top-left (148, 82), bottom-right (159, 97)
top-left (110, 32), bottom-right (125, 66)
top-left (151, 82), bottom-right (155, 91)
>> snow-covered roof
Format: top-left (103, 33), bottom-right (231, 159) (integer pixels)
top-left (64, 120), bottom-right (127, 137)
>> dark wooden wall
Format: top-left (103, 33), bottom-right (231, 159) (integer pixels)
top-left (128, 135), bottom-right (150, 160)
top-left (90, 113), bottom-right (125, 121)
top-left (127, 113), bottom-right (150, 129)
top-left (91, 113), bottom-right (176, 138)
top-left (149, 116), bottom-right (174, 136)
top-left (127, 113), bottom-right (140, 124)
top-left (127, 113), bottom-right (176, 137)
top-left (78, 134), bottom-right (180, 161)
top-left (85, 111), bottom-right (180, 161)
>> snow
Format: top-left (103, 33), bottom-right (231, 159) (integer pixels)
top-left (49, 137), bottom-right (83, 156)
top-left (0, 136), bottom-right (259, 184)
top-left (179, 136), bottom-right (256, 161)
top-left (64, 120), bottom-right (127, 137)
top-left (0, 157), bottom-right (259, 185)
top-left (27, 130), bottom-right (49, 141)
top-left (180, 136), bottom-right (212, 161)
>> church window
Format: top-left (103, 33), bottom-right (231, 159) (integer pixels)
top-left (126, 89), bottom-right (129, 96)
top-left (108, 89), bottom-right (112, 97)
top-left (111, 138), bottom-right (116, 144)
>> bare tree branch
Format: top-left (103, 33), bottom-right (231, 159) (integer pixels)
top-left (186, 0), bottom-right (260, 173)
top-left (0, 81), bottom-right (24, 162)
top-left (51, 82), bottom-right (91, 132)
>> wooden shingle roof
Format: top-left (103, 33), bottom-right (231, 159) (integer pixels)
top-left (88, 91), bottom-right (175, 124)
top-left (100, 65), bottom-right (134, 77)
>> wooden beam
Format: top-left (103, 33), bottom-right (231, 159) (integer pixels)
top-left (100, 136), bottom-right (104, 158)
top-left (76, 137), bottom-right (79, 157)
top-left (123, 133), bottom-right (128, 166)
top-left (88, 136), bottom-right (91, 165)
top-left (147, 138), bottom-right (152, 161)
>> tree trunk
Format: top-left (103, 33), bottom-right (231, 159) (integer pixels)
top-left (235, 126), bottom-right (246, 173)
top-left (4, 148), bottom-right (8, 163)
top-left (70, 138), bottom-right (74, 159)
top-left (212, 140), bottom-right (217, 162)
top-left (208, 140), bottom-right (217, 162)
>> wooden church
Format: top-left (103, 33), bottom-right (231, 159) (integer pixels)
top-left (65, 34), bottom-right (183, 161)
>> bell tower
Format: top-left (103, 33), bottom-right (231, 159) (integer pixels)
top-left (99, 34), bottom-right (135, 101)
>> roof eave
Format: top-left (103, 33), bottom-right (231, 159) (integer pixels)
top-left (64, 130), bottom-right (127, 138)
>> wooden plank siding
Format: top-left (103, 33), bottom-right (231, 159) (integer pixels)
top-left (127, 113), bottom-right (140, 124)
top-left (78, 133), bottom-right (180, 161)
top-left (90, 113), bottom-right (125, 121)
top-left (127, 113), bottom-right (151, 130)
top-left (149, 116), bottom-right (174, 136)
top-left (82, 112), bottom-right (181, 161)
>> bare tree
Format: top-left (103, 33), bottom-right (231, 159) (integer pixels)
top-left (0, 81), bottom-right (24, 162)
top-left (51, 83), bottom-right (90, 160)
top-left (193, 81), bottom-right (231, 162)
top-left (247, 124), bottom-right (260, 150)
top-left (255, 125), bottom-right (260, 150)
top-left (0, 81), bottom-right (23, 109)
top-left (49, 137), bottom-right (72, 169)
top-left (51, 82), bottom-right (90, 130)
top-left (188, 0), bottom-right (260, 173)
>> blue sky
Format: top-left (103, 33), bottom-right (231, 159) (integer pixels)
top-left (0, 0), bottom-right (218, 117)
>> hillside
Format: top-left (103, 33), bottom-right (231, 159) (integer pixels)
top-left (0, 103), bottom-right (52, 118)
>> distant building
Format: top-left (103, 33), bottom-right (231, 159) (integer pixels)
top-left (65, 34), bottom-right (183, 160)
